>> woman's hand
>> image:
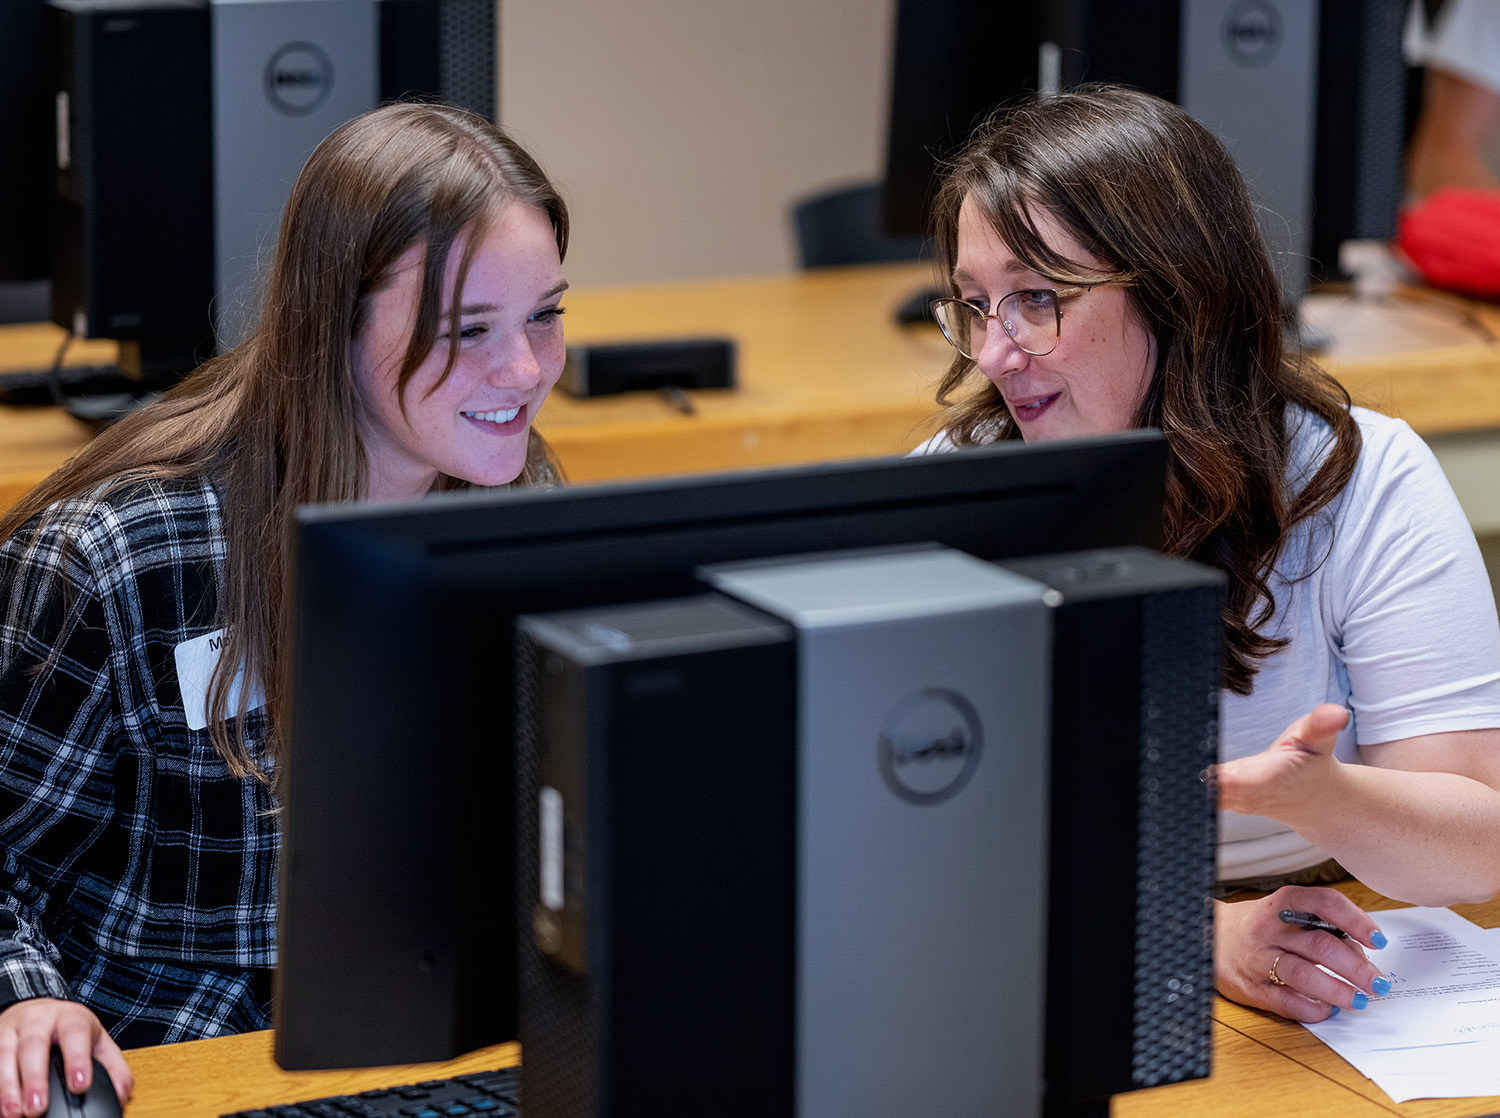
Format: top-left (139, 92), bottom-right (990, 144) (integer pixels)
top-left (0, 998), bottom-right (132, 1117)
top-left (1215, 886), bottom-right (1390, 1021)
top-left (1215, 703), bottom-right (1349, 822)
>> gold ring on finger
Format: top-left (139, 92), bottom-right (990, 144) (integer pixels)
top-left (1269, 951), bottom-right (1288, 986)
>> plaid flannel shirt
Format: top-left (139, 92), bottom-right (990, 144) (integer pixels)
top-left (0, 475), bottom-right (277, 1046)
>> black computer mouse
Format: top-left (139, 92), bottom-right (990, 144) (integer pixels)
top-left (44, 1051), bottom-right (123, 1118)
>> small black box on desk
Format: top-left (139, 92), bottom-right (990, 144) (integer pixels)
top-left (559, 337), bottom-right (735, 398)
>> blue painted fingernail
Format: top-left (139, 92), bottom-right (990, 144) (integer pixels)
top-left (1371, 930), bottom-right (1388, 950)
top-left (1327, 1005), bottom-right (1340, 1018)
top-left (1371, 975), bottom-right (1391, 996)
top-left (1352, 992), bottom-right (1368, 1010)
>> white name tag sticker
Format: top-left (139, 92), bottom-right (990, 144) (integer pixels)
top-left (173, 628), bottom-right (265, 732)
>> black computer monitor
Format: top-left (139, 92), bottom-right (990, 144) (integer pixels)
top-left (880, 0), bottom-right (1414, 292)
top-left (0, 0), bottom-right (53, 320)
top-left (273, 431), bottom-right (1175, 1074)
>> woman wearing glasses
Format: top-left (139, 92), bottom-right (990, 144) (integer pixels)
top-left (917, 84), bottom-right (1500, 1021)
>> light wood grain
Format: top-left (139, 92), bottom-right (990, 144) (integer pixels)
top-left (115, 874), bottom-right (1500, 1116)
top-left (536, 261), bottom-right (949, 479)
top-left (1317, 288), bottom-right (1500, 438)
top-left (0, 265), bottom-right (950, 501)
top-left (7, 269), bottom-right (1500, 499)
top-left (8, 274), bottom-right (1500, 1116)
top-left (1112, 1021), bottom-right (1398, 1118)
top-left (0, 323), bottom-right (118, 377)
top-left (122, 1032), bottom-right (516, 1118)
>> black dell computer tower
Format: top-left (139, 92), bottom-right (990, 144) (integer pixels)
top-left (48, 1), bottom-right (215, 382)
top-left (514, 594), bottom-right (800, 1117)
top-left (46, 0), bottom-right (495, 383)
top-left (998, 547), bottom-right (1222, 1115)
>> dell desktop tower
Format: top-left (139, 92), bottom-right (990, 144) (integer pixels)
top-left (47, 0), bottom-right (495, 379)
top-left (514, 594), bottom-right (799, 1118)
top-left (516, 547), bottom-right (1054, 1118)
top-left (48, 0), bottom-right (216, 382)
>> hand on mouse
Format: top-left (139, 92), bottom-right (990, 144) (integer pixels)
top-left (0, 999), bottom-right (131, 1117)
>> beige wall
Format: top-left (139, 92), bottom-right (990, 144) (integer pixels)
top-left (498, 0), bottom-right (896, 286)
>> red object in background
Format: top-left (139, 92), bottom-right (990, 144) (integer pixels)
top-left (1396, 187), bottom-right (1500, 299)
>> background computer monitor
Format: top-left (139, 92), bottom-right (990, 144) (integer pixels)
top-left (881, 0), bottom-right (1417, 299)
top-left (273, 431), bottom-right (1171, 1072)
top-left (0, 0), bottom-right (54, 323)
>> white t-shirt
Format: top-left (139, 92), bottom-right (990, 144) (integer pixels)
top-left (913, 408), bottom-right (1500, 881)
top-left (1421, 0), bottom-right (1500, 97)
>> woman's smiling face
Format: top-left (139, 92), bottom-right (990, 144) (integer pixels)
top-left (954, 194), bottom-right (1156, 442)
top-left (352, 203), bottom-right (567, 501)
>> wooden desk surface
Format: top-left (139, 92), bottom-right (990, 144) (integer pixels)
top-left (122, 1033), bottom-right (519, 1117)
top-left (115, 884), bottom-right (1500, 1117)
top-left (1312, 287), bottom-right (1500, 438)
top-left (5, 269), bottom-right (1500, 505)
top-left (537, 262), bottom-right (950, 480)
top-left (0, 263), bottom-right (950, 504)
top-left (1198, 882), bottom-right (1500, 1118)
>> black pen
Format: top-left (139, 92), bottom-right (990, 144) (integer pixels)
top-left (1279, 909), bottom-right (1350, 939)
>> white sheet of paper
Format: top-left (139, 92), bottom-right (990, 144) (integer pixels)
top-left (1371, 1070), bottom-right (1500, 1105)
top-left (1305, 907), bottom-right (1500, 1055)
top-left (1367, 1040), bottom-right (1500, 1105)
top-left (1295, 907), bottom-right (1500, 1102)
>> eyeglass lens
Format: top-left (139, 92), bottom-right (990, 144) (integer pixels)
top-left (934, 291), bottom-right (1062, 358)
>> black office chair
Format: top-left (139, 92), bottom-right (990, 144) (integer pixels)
top-left (791, 181), bottom-right (929, 268)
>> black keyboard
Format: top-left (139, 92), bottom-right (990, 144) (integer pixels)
top-left (221, 1065), bottom-right (520, 1118)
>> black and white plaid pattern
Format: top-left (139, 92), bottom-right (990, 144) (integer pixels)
top-left (0, 476), bottom-right (277, 1046)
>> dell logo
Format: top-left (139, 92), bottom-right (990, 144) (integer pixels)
top-left (1222, 0), bottom-right (1281, 68)
top-left (264, 42), bottom-right (334, 116)
top-left (877, 688), bottom-right (983, 805)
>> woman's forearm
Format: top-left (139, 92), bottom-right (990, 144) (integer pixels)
top-left (1267, 762), bottom-right (1500, 905)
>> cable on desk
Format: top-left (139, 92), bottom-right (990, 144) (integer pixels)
top-left (658, 384), bottom-right (695, 415)
top-left (45, 332), bottom-right (72, 409)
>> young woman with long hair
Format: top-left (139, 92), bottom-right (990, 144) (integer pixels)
top-left (0, 101), bottom-right (569, 1115)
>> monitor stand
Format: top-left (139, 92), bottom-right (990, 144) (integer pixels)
top-left (0, 332), bottom-right (200, 429)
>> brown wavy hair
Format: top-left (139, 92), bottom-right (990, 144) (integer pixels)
top-left (0, 101), bottom-right (569, 778)
top-left (930, 85), bottom-right (1360, 694)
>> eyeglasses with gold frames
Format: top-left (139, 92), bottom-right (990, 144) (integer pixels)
top-left (930, 287), bottom-right (1089, 358)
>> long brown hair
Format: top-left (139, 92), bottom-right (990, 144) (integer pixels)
top-left (0, 101), bottom-right (569, 777)
top-left (930, 85), bottom-right (1360, 694)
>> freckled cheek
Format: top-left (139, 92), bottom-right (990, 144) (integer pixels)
top-left (534, 332), bottom-right (567, 386)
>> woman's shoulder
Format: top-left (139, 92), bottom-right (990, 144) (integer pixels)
top-left (908, 431), bottom-right (959, 456)
top-left (5, 473), bottom-right (225, 570)
top-left (1285, 404), bottom-right (1426, 482)
top-left (907, 421), bottom-right (1006, 456)
top-left (1347, 405), bottom-right (1421, 448)
top-left (1283, 404), bottom-right (1463, 564)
